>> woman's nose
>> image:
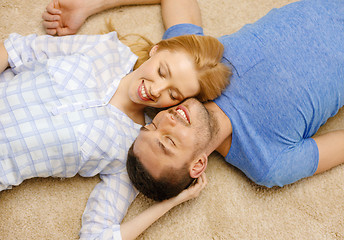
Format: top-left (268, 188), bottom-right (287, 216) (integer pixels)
top-left (150, 82), bottom-right (168, 98)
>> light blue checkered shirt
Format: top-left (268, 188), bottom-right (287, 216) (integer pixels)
top-left (1, 32), bottom-right (141, 239)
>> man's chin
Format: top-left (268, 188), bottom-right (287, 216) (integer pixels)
top-left (183, 98), bottom-right (204, 112)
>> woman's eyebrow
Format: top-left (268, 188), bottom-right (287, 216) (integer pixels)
top-left (175, 88), bottom-right (184, 99)
top-left (165, 62), bottom-right (171, 78)
top-left (161, 61), bottom-right (171, 78)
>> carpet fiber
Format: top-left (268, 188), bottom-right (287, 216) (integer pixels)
top-left (0, 0), bottom-right (343, 239)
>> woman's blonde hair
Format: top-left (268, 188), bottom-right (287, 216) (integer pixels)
top-left (105, 21), bottom-right (231, 102)
top-left (157, 35), bottom-right (231, 101)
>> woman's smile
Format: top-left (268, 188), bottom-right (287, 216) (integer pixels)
top-left (138, 80), bottom-right (153, 101)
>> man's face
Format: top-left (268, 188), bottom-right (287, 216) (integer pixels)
top-left (133, 98), bottom-right (213, 179)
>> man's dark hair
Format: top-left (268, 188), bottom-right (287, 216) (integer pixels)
top-left (126, 142), bottom-right (195, 202)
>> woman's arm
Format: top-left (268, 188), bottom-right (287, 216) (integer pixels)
top-left (0, 42), bottom-right (9, 74)
top-left (42, 0), bottom-right (161, 36)
top-left (4, 32), bottom-right (125, 73)
top-left (120, 173), bottom-right (207, 240)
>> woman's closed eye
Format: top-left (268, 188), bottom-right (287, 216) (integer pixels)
top-left (158, 66), bottom-right (165, 78)
top-left (169, 89), bottom-right (178, 100)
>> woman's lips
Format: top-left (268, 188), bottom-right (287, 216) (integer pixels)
top-left (138, 80), bottom-right (151, 101)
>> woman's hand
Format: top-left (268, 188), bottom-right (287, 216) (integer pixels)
top-left (0, 42), bottom-right (9, 74)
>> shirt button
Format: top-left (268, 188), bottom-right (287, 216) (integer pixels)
top-left (51, 109), bottom-right (58, 115)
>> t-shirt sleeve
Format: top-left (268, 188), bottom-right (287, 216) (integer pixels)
top-left (258, 138), bottom-right (319, 187)
top-left (162, 23), bottom-right (204, 39)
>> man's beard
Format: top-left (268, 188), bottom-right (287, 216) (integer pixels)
top-left (208, 107), bottom-right (220, 140)
top-left (193, 104), bottom-right (219, 156)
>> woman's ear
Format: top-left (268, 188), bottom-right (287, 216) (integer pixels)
top-left (149, 45), bottom-right (159, 57)
top-left (189, 153), bottom-right (208, 178)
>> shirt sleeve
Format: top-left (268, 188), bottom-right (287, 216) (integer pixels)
top-left (258, 138), bottom-right (319, 187)
top-left (79, 172), bottom-right (138, 240)
top-left (162, 23), bottom-right (204, 39)
top-left (4, 32), bottom-right (124, 71)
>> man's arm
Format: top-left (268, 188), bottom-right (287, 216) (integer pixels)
top-left (0, 43), bottom-right (9, 74)
top-left (120, 173), bottom-right (207, 240)
top-left (42, 0), bottom-right (161, 36)
top-left (312, 130), bottom-right (344, 174)
top-left (80, 173), bottom-right (138, 239)
top-left (161, 0), bottom-right (202, 30)
top-left (80, 172), bottom-right (206, 240)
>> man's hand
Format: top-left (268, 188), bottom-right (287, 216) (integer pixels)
top-left (42, 0), bottom-right (90, 36)
top-left (169, 172), bottom-right (207, 206)
top-left (120, 173), bottom-right (207, 240)
top-left (42, 0), bottom-right (162, 36)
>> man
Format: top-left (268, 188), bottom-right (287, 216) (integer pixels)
top-left (127, 0), bottom-right (344, 201)
top-left (127, 98), bottom-right (229, 201)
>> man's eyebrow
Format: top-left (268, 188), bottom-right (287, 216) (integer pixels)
top-left (140, 126), bottom-right (149, 131)
top-left (141, 124), bottom-right (174, 156)
top-left (157, 140), bottom-right (174, 157)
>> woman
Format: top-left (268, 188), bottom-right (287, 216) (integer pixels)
top-left (0, 15), bottom-right (229, 240)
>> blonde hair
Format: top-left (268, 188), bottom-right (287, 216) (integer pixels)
top-left (157, 35), bottom-right (231, 101)
top-left (104, 21), bottom-right (231, 102)
top-left (103, 20), bottom-right (154, 70)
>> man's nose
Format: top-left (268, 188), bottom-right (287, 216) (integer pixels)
top-left (160, 111), bottom-right (177, 127)
top-left (150, 82), bottom-right (169, 98)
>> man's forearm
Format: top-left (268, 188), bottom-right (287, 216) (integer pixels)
top-left (86, 0), bottom-right (161, 16)
top-left (0, 43), bottom-right (9, 74)
top-left (161, 0), bottom-right (202, 30)
top-left (120, 199), bottom-right (175, 240)
top-left (85, 0), bottom-right (202, 29)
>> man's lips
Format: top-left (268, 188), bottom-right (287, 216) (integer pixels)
top-left (175, 105), bottom-right (190, 124)
top-left (138, 80), bottom-right (152, 101)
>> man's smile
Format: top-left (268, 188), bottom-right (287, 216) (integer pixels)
top-left (175, 105), bottom-right (190, 124)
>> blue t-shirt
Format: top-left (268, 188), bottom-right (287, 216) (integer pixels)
top-left (163, 0), bottom-right (344, 187)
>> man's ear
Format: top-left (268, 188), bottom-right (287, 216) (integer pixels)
top-left (189, 153), bottom-right (208, 178)
top-left (149, 45), bottom-right (159, 57)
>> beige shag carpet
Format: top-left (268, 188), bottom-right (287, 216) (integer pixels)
top-left (1, 0), bottom-right (344, 239)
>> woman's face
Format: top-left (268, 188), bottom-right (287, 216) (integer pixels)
top-left (127, 46), bottom-right (200, 108)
